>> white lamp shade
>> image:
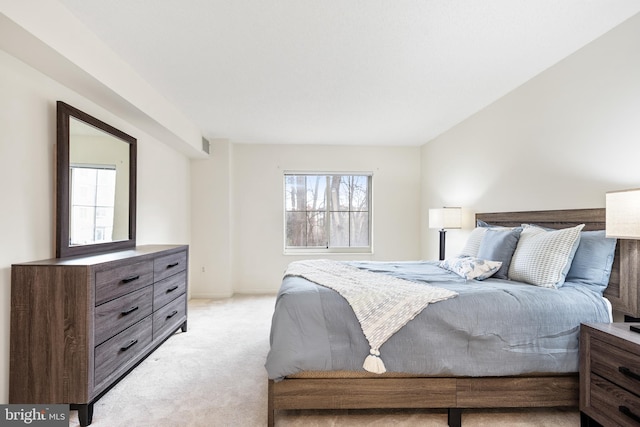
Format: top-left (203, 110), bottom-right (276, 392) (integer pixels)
top-left (606, 188), bottom-right (640, 239)
top-left (429, 207), bottom-right (462, 230)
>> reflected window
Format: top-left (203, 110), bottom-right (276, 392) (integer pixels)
top-left (70, 165), bottom-right (117, 245)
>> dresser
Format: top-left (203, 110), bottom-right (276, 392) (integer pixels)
top-left (9, 245), bottom-right (188, 426)
top-left (580, 322), bottom-right (640, 427)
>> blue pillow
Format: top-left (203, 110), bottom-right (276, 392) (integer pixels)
top-left (566, 230), bottom-right (617, 293)
top-left (476, 227), bottom-right (523, 279)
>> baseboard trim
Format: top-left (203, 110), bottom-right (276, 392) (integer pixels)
top-left (189, 292), bottom-right (233, 299)
top-left (189, 292), bottom-right (277, 300)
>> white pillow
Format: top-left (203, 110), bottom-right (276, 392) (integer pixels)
top-left (459, 227), bottom-right (487, 257)
top-left (508, 224), bottom-right (584, 288)
top-left (440, 256), bottom-right (502, 281)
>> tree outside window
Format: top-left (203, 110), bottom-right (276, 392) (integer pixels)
top-left (285, 174), bottom-right (371, 252)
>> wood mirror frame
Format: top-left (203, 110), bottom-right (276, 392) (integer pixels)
top-left (56, 101), bottom-right (137, 258)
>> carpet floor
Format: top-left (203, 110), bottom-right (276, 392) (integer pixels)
top-left (69, 295), bottom-right (579, 426)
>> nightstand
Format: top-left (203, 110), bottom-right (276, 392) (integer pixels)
top-left (580, 322), bottom-right (640, 427)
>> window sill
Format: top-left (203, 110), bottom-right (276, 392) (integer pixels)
top-left (284, 249), bottom-right (373, 256)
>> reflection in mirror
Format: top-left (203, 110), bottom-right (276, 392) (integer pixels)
top-left (56, 101), bottom-right (137, 258)
top-left (69, 117), bottom-right (130, 246)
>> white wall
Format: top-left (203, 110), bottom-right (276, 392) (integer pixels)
top-left (191, 143), bottom-right (422, 297)
top-left (0, 50), bottom-right (191, 404)
top-left (190, 140), bottom-right (233, 298)
top-left (421, 13), bottom-right (640, 260)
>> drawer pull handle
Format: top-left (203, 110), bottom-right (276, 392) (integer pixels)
top-left (167, 262), bottom-right (179, 269)
top-left (122, 275), bottom-right (140, 284)
top-left (121, 306), bottom-right (139, 316)
top-left (166, 310), bottom-right (179, 320)
top-left (120, 339), bottom-right (138, 351)
top-left (618, 366), bottom-right (640, 381)
top-left (620, 406), bottom-right (640, 423)
top-left (166, 286), bottom-right (179, 293)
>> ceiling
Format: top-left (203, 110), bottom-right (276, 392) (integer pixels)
top-left (57, 0), bottom-right (640, 147)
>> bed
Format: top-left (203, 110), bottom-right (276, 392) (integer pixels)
top-left (265, 208), bottom-right (640, 426)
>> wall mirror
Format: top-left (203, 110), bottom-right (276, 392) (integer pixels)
top-left (56, 101), bottom-right (137, 258)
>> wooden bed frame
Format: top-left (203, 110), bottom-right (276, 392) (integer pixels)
top-left (267, 208), bottom-right (640, 426)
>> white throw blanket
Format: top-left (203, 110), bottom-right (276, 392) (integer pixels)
top-left (284, 259), bottom-right (458, 374)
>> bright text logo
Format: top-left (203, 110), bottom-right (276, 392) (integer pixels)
top-left (0, 405), bottom-right (68, 427)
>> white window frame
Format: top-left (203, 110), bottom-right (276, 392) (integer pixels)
top-left (69, 164), bottom-right (117, 246)
top-left (283, 172), bottom-right (373, 255)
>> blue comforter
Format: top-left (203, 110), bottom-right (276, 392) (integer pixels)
top-left (265, 261), bottom-right (611, 380)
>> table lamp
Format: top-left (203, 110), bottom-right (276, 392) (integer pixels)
top-left (606, 188), bottom-right (640, 331)
top-left (429, 207), bottom-right (462, 261)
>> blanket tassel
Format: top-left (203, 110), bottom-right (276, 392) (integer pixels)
top-left (363, 348), bottom-right (386, 374)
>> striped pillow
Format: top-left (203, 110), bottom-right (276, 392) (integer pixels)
top-left (459, 227), bottom-right (487, 257)
top-left (508, 224), bottom-right (584, 288)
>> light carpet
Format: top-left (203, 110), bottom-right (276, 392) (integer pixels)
top-left (69, 295), bottom-right (579, 426)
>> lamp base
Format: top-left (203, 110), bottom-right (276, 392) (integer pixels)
top-left (439, 229), bottom-right (447, 261)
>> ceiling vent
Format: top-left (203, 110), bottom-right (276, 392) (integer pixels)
top-left (201, 137), bottom-right (211, 154)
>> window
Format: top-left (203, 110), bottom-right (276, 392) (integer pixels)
top-left (284, 173), bottom-right (372, 252)
top-left (70, 165), bottom-right (117, 245)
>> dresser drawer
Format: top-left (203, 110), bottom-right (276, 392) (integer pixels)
top-left (591, 337), bottom-right (640, 396)
top-left (95, 286), bottom-right (153, 345)
top-left (153, 294), bottom-right (186, 340)
top-left (154, 250), bottom-right (187, 282)
top-left (95, 260), bottom-right (154, 305)
top-left (590, 373), bottom-right (640, 427)
top-left (94, 316), bottom-right (153, 386)
top-left (154, 270), bottom-right (186, 310)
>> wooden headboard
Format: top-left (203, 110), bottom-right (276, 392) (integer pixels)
top-left (476, 208), bottom-right (640, 318)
